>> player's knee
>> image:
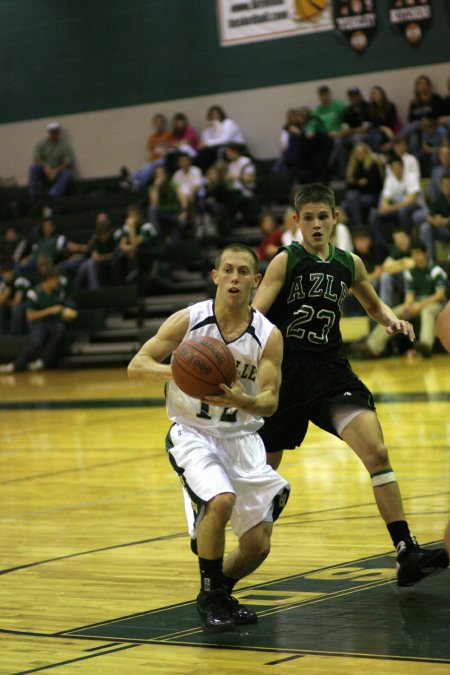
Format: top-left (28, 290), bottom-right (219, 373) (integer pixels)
top-left (245, 540), bottom-right (271, 564)
top-left (207, 492), bottom-right (235, 523)
top-left (366, 442), bottom-right (390, 472)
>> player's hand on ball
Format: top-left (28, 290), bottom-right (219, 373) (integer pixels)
top-left (202, 376), bottom-right (251, 410)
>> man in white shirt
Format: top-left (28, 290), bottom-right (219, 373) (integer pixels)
top-left (225, 144), bottom-right (256, 199)
top-left (370, 155), bottom-right (424, 246)
top-left (389, 137), bottom-right (421, 180)
top-left (197, 106), bottom-right (246, 171)
top-left (172, 153), bottom-right (203, 221)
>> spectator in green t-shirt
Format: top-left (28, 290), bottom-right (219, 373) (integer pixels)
top-left (353, 240), bottom-right (447, 358)
top-left (314, 85), bottom-right (347, 179)
top-left (75, 213), bottom-right (119, 289)
top-left (148, 166), bottom-right (183, 242)
top-left (0, 260), bottom-right (78, 373)
top-left (17, 217), bottom-right (87, 278)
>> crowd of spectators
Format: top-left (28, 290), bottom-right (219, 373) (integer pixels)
top-left (0, 73), bottom-right (449, 366)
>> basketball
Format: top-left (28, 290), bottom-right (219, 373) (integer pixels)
top-left (437, 300), bottom-right (450, 353)
top-left (172, 336), bottom-right (236, 398)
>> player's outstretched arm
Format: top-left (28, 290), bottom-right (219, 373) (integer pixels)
top-left (252, 251), bottom-right (288, 316)
top-left (127, 308), bottom-right (189, 381)
top-left (350, 254), bottom-right (415, 342)
top-left (203, 327), bottom-right (283, 417)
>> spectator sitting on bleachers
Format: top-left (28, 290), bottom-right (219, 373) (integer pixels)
top-left (280, 206), bottom-right (300, 246)
top-left (313, 85), bottom-right (347, 179)
top-left (340, 142), bottom-right (384, 229)
top-left (256, 211), bottom-right (283, 274)
top-left (5, 266), bottom-right (40, 335)
top-left (224, 143), bottom-right (256, 221)
top-left (388, 136), bottom-right (421, 180)
top-left (293, 106), bottom-right (333, 183)
top-left (439, 75), bottom-right (450, 132)
top-left (197, 163), bottom-right (236, 239)
top-left (331, 220), bottom-right (354, 252)
top-left (343, 227), bottom-right (388, 315)
top-left (115, 204), bottom-right (165, 287)
top-left (197, 105), bottom-right (245, 171)
top-left (378, 226), bottom-right (415, 308)
top-left (273, 107), bottom-right (304, 174)
top-left (0, 259), bottom-right (78, 374)
top-left (121, 113), bottom-right (172, 191)
top-left (427, 143), bottom-right (450, 202)
top-left (148, 166), bottom-right (184, 242)
top-left (17, 216), bottom-right (87, 278)
top-left (75, 213), bottom-right (119, 289)
top-left (339, 86), bottom-right (371, 171)
top-left (28, 122), bottom-right (75, 200)
top-left (351, 240), bottom-right (447, 358)
top-left (415, 118), bottom-right (449, 178)
top-left (171, 152), bottom-right (203, 225)
top-left (165, 112), bottom-right (200, 174)
top-left (366, 85), bottom-right (401, 154)
top-left (370, 154), bottom-right (424, 246)
top-left (402, 75), bottom-right (445, 157)
top-left (0, 224), bottom-right (29, 269)
top-left (0, 262), bottom-right (15, 335)
top-left (419, 172), bottom-right (450, 261)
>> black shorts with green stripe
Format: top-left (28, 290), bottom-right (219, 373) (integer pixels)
top-left (259, 355), bottom-right (375, 454)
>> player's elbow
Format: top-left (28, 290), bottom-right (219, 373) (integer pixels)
top-left (127, 359), bottom-right (140, 379)
top-left (264, 393), bottom-right (279, 417)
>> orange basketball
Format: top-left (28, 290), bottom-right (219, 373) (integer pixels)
top-left (172, 336), bottom-right (236, 399)
top-left (437, 300), bottom-right (450, 353)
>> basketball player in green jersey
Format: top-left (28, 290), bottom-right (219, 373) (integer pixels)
top-left (253, 183), bottom-right (449, 586)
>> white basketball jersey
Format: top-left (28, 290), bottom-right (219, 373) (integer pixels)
top-left (166, 299), bottom-right (276, 438)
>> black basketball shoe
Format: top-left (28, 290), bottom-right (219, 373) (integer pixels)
top-left (197, 589), bottom-right (235, 632)
top-left (229, 596), bottom-right (258, 625)
top-left (396, 538), bottom-right (449, 586)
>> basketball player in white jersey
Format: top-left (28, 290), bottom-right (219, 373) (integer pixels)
top-left (128, 243), bottom-right (290, 632)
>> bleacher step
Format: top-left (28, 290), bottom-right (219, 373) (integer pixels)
top-left (70, 341), bottom-right (139, 356)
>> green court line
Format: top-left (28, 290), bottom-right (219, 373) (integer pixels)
top-left (0, 398), bottom-right (166, 410)
top-left (0, 392), bottom-right (449, 410)
top-left (63, 548), bottom-right (450, 662)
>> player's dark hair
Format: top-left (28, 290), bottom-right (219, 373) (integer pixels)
top-left (410, 239), bottom-right (427, 253)
top-left (294, 183), bottom-right (336, 214)
top-left (387, 153), bottom-right (403, 166)
top-left (214, 243), bottom-right (259, 274)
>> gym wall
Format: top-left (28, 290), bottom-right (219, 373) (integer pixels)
top-left (1, 0), bottom-right (449, 184)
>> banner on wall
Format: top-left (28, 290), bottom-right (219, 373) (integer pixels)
top-left (388, 0), bottom-right (432, 46)
top-left (216, 0), bottom-right (334, 46)
top-left (332, 0), bottom-right (377, 52)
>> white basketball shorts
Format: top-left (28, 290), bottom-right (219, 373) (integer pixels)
top-left (167, 423), bottom-right (290, 540)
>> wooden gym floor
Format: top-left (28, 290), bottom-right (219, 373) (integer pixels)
top-left (1, 354), bottom-right (449, 674)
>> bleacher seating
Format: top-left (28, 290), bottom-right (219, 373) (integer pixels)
top-left (1, 163), bottom-right (448, 367)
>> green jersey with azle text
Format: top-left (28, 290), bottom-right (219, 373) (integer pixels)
top-left (267, 243), bottom-right (354, 359)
